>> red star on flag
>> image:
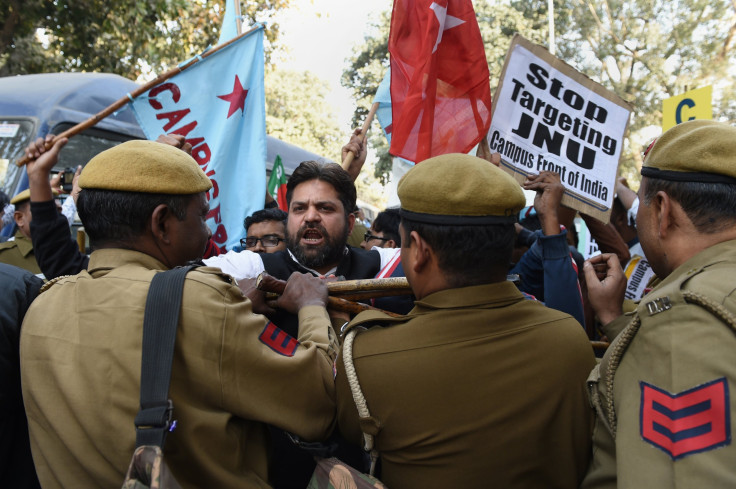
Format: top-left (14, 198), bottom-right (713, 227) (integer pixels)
top-left (217, 74), bottom-right (249, 118)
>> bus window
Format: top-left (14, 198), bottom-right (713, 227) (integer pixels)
top-left (49, 123), bottom-right (139, 174)
top-left (0, 118), bottom-right (37, 196)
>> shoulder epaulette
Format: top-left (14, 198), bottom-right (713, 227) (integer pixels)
top-left (343, 309), bottom-right (411, 336)
top-left (39, 274), bottom-right (75, 293)
top-left (192, 264), bottom-right (237, 286)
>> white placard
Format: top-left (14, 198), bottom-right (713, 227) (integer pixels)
top-left (490, 35), bottom-right (632, 222)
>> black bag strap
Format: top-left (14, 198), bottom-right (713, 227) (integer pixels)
top-left (134, 264), bottom-right (198, 448)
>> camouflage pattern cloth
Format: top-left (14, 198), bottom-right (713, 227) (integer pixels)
top-left (307, 457), bottom-right (387, 489)
top-left (121, 446), bottom-right (182, 489)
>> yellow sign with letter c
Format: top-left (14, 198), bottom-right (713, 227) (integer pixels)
top-left (662, 86), bottom-right (712, 131)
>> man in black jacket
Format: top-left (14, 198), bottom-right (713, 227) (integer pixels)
top-left (24, 136), bottom-right (87, 279)
top-left (205, 158), bottom-right (401, 333)
top-left (0, 264), bottom-right (43, 489)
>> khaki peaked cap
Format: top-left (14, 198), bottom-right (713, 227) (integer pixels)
top-left (11, 188), bottom-right (59, 205)
top-left (79, 139), bottom-right (212, 194)
top-left (642, 119), bottom-right (736, 184)
top-left (397, 153), bottom-right (525, 225)
top-left (10, 189), bottom-right (31, 205)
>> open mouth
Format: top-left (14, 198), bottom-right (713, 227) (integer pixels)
top-left (301, 228), bottom-right (324, 245)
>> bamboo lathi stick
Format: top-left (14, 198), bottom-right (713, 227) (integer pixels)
top-left (341, 102), bottom-right (379, 170)
top-left (256, 273), bottom-right (411, 297)
top-left (76, 228), bottom-right (86, 254)
top-left (255, 273), bottom-right (614, 351)
top-left (255, 272), bottom-right (407, 318)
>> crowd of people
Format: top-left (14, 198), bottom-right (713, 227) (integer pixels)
top-left (0, 118), bottom-right (735, 488)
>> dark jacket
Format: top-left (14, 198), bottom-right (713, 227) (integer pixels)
top-left (260, 247), bottom-right (382, 489)
top-left (510, 229), bottom-right (586, 327)
top-left (0, 264), bottom-right (43, 488)
top-left (260, 246), bottom-right (382, 338)
top-left (30, 200), bottom-right (89, 280)
top-left (30, 199), bottom-right (222, 280)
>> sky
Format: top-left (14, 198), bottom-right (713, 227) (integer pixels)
top-left (270, 0), bottom-right (393, 129)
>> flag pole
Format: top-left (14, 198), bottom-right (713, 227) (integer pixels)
top-left (341, 102), bottom-right (379, 170)
top-left (547, 0), bottom-right (555, 55)
top-left (16, 23), bottom-right (263, 167)
top-left (234, 0), bottom-right (243, 35)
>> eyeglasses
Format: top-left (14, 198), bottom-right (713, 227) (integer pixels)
top-left (240, 235), bottom-right (285, 248)
top-left (364, 232), bottom-right (389, 243)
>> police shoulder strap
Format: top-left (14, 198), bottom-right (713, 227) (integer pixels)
top-left (134, 264), bottom-right (200, 449)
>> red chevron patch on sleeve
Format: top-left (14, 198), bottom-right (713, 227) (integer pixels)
top-left (640, 378), bottom-right (730, 460)
top-left (259, 321), bottom-right (299, 357)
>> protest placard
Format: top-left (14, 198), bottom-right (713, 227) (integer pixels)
top-left (489, 34), bottom-right (631, 222)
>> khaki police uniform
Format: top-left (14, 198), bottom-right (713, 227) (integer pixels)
top-left (582, 120), bottom-right (736, 488)
top-left (583, 240), bottom-right (736, 488)
top-left (19, 140), bottom-right (339, 489)
top-left (347, 221), bottom-right (368, 248)
top-left (21, 248), bottom-right (338, 489)
top-left (3, 188), bottom-right (62, 278)
top-left (335, 153), bottom-right (596, 488)
top-left (337, 282), bottom-right (595, 488)
top-left (0, 231), bottom-right (41, 275)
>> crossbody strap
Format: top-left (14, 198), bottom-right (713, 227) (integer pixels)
top-left (135, 264), bottom-right (198, 448)
top-left (343, 328), bottom-right (380, 476)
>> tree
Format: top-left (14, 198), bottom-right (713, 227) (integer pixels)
top-left (0, 0), bottom-right (290, 79)
top-left (0, 0), bottom-right (355, 205)
top-left (507, 0), bottom-right (736, 181)
top-left (342, 1), bottom-right (550, 184)
top-left (341, 10), bottom-right (391, 184)
top-left (541, 0), bottom-right (736, 182)
top-left (343, 0), bottom-right (736, 184)
top-left (265, 68), bottom-right (343, 158)
top-left (265, 67), bottom-right (386, 209)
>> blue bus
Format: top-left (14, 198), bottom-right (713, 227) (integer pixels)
top-left (0, 72), bottom-right (330, 236)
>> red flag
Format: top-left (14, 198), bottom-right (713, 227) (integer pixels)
top-left (389, 0), bottom-right (491, 163)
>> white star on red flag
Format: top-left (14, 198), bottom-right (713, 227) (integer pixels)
top-left (429, 2), bottom-right (466, 53)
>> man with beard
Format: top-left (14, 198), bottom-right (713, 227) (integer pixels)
top-left (205, 160), bottom-right (399, 338)
top-left (204, 160), bottom-right (398, 489)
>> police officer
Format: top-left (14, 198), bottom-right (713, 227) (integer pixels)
top-left (20, 140), bottom-right (338, 489)
top-left (0, 190), bottom-right (42, 276)
top-left (335, 153), bottom-right (596, 488)
top-left (582, 120), bottom-right (736, 488)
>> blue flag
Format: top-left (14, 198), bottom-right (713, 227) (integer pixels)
top-left (218, 0), bottom-right (241, 45)
top-left (131, 25), bottom-right (266, 251)
top-left (374, 68), bottom-right (414, 165)
top-left (374, 69), bottom-right (393, 144)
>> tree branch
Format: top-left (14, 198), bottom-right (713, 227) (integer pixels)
top-left (718, 1), bottom-right (736, 61)
top-left (0, 0), bottom-right (22, 55)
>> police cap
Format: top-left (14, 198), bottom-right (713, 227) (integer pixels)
top-left (10, 188), bottom-right (59, 205)
top-left (79, 140), bottom-right (212, 194)
top-left (398, 153), bottom-right (525, 225)
top-left (642, 120), bottom-right (736, 184)
top-left (10, 189), bottom-right (31, 205)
